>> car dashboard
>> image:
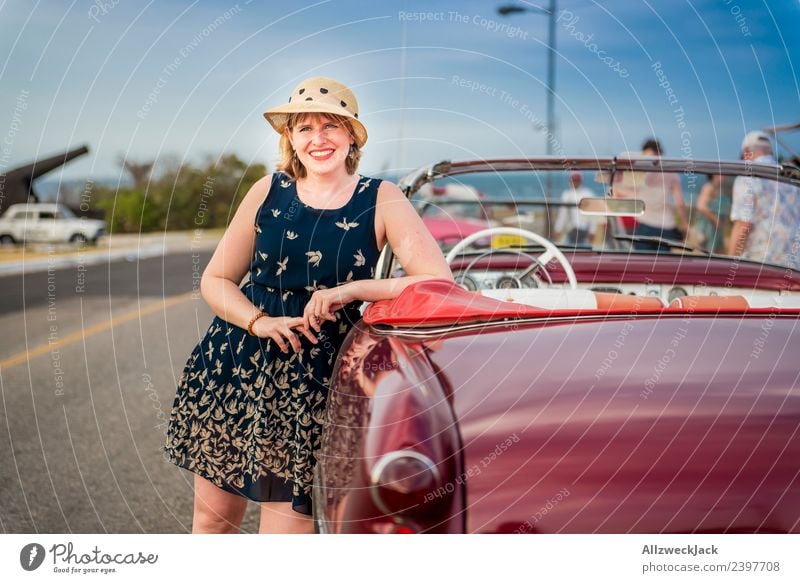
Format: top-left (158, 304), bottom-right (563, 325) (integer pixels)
top-left (444, 248), bottom-right (800, 308)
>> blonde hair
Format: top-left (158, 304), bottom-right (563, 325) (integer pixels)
top-left (277, 112), bottom-right (362, 180)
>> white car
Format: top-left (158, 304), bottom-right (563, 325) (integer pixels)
top-left (0, 203), bottom-right (105, 245)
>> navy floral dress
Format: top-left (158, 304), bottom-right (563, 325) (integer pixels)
top-left (165, 172), bottom-right (382, 514)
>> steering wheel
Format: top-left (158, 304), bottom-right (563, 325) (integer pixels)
top-left (445, 227), bottom-right (578, 290)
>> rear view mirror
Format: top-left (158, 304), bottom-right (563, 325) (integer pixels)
top-left (578, 198), bottom-right (644, 217)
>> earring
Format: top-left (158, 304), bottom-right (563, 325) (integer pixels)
top-left (347, 144), bottom-right (356, 159)
top-left (292, 150), bottom-right (298, 162)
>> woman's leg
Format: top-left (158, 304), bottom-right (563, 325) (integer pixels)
top-left (258, 501), bottom-right (313, 534)
top-left (192, 475), bottom-right (248, 533)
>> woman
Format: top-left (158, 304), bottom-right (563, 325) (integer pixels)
top-left (164, 77), bottom-right (452, 534)
top-left (694, 174), bottom-right (730, 254)
top-left (615, 139), bottom-right (689, 250)
top-left (635, 139), bottom-right (688, 249)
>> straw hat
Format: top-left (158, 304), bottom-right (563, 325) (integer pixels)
top-left (263, 77), bottom-right (368, 147)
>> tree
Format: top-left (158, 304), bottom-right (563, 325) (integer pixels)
top-left (94, 153), bottom-right (268, 233)
top-left (119, 157), bottom-right (154, 189)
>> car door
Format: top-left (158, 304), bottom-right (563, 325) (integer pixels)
top-left (16, 210), bottom-right (40, 242)
top-left (36, 209), bottom-right (64, 243)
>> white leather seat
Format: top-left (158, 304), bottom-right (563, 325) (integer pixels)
top-left (480, 288), bottom-right (598, 310)
top-left (743, 294), bottom-right (800, 309)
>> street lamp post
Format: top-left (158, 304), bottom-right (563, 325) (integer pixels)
top-left (498, 1), bottom-right (558, 196)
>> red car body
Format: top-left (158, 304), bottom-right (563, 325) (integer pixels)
top-left (417, 184), bottom-right (491, 247)
top-left (313, 158), bottom-right (800, 534)
top-left (422, 215), bottom-right (489, 247)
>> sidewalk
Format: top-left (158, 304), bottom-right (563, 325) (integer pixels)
top-left (0, 229), bottom-right (223, 277)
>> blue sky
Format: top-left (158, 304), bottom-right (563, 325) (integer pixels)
top-left (1, 0), bottom-right (799, 182)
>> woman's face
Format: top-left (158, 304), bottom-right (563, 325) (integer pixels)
top-left (288, 113), bottom-right (353, 176)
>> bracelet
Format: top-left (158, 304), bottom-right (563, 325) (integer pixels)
top-left (246, 311), bottom-right (268, 336)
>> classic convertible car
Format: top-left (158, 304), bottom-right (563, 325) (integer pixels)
top-left (313, 157), bottom-right (800, 534)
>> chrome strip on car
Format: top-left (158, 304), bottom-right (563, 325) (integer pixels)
top-left (398, 156), bottom-right (800, 194)
top-left (367, 312), bottom-right (800, 338)
top-left (369, 450), bottom-right (441, 517)
top-left (311, 462), bottom-right (329, 534)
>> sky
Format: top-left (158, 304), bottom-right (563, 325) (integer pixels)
top-left (1, 0), bottom-right (799, 184)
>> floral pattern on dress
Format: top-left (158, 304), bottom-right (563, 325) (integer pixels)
top-left (164, 172), bottom-right (382, 514)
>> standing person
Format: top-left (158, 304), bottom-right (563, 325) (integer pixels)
top-left (164, 77), bottom-right (452, 534)
top-left (554, 171), bottom-right (596, 246)
top-left (616, 138), bottom-right (690, 250)
top-left (694, 174), bottom-right (730, 254)
top-left (729, 131), bottom-right (800, 267)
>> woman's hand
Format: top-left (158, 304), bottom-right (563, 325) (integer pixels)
top-left (251, 316), bottom-right (317, 354)
top-left (303, 284), bottom-right (357, 332)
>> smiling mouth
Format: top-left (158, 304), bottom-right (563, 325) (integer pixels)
top-left (309, 149), bottom-right (334, 159)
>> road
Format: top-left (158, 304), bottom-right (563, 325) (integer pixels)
top-left (0, 249), bottom-right (264, 533)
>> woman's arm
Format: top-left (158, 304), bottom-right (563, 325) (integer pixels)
top-left (362, 180), bottom-right (454, 297)
top-left (728, 220), bottom-right (751, 257)
top-left (200, 175), bottom-right (271, 328)
top-left (200, 175), bottom-right (315, 351)
top-left (302, 181), bottom-right (453, 330)
top-left (671, 176), bottom-right (689, 233)
top-left (696, 182), bottom-right (720, 226)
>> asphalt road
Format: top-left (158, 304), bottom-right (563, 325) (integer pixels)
top-left (0, 250), bottom-right (264, 533)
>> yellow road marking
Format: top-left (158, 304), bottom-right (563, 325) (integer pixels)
top-left (0, 292), bottom-right (196, 370)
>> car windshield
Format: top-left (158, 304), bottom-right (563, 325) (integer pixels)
top-left (411, 166), bottom-right (800, 271)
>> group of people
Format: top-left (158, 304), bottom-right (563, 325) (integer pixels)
top-left (555, 132), bottom-right (798, 269)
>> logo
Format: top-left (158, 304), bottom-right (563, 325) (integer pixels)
top-left (20, 543), bottom-right (46, 571)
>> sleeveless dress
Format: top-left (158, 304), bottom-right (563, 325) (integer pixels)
top-left (164, 171), bottom-right (382, 515)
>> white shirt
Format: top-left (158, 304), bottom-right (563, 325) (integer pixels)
top-left (614, 170), bottom-right (681, 229)
top-left (730, 155), bottom-right (800, 268)
top-left (555, 186), bottom-right (596, 233)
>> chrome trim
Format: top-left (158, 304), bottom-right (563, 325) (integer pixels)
top-left (396, 156), bottom-right (800, 197)
top-left (311, 462), bottom-right (329, 534)
top-left (398, 159), bottom-right (453, 195)
top-left (369, 450), bottom-right (441, 517)
top-left (367, 312), bottom-right (800, 339)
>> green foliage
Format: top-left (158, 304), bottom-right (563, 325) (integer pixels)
top-left (94, 153), bottom-right (268, 233)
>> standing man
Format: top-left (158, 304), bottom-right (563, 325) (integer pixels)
top-left (555, 171), bottom-right (597, 246)
top-left (729, 131), bottom-right (800, 268)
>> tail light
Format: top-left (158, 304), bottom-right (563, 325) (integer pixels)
top-left (326, 338), bottom-right (463, 533)
top-left (358, 340), bottom-right (462, 531)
